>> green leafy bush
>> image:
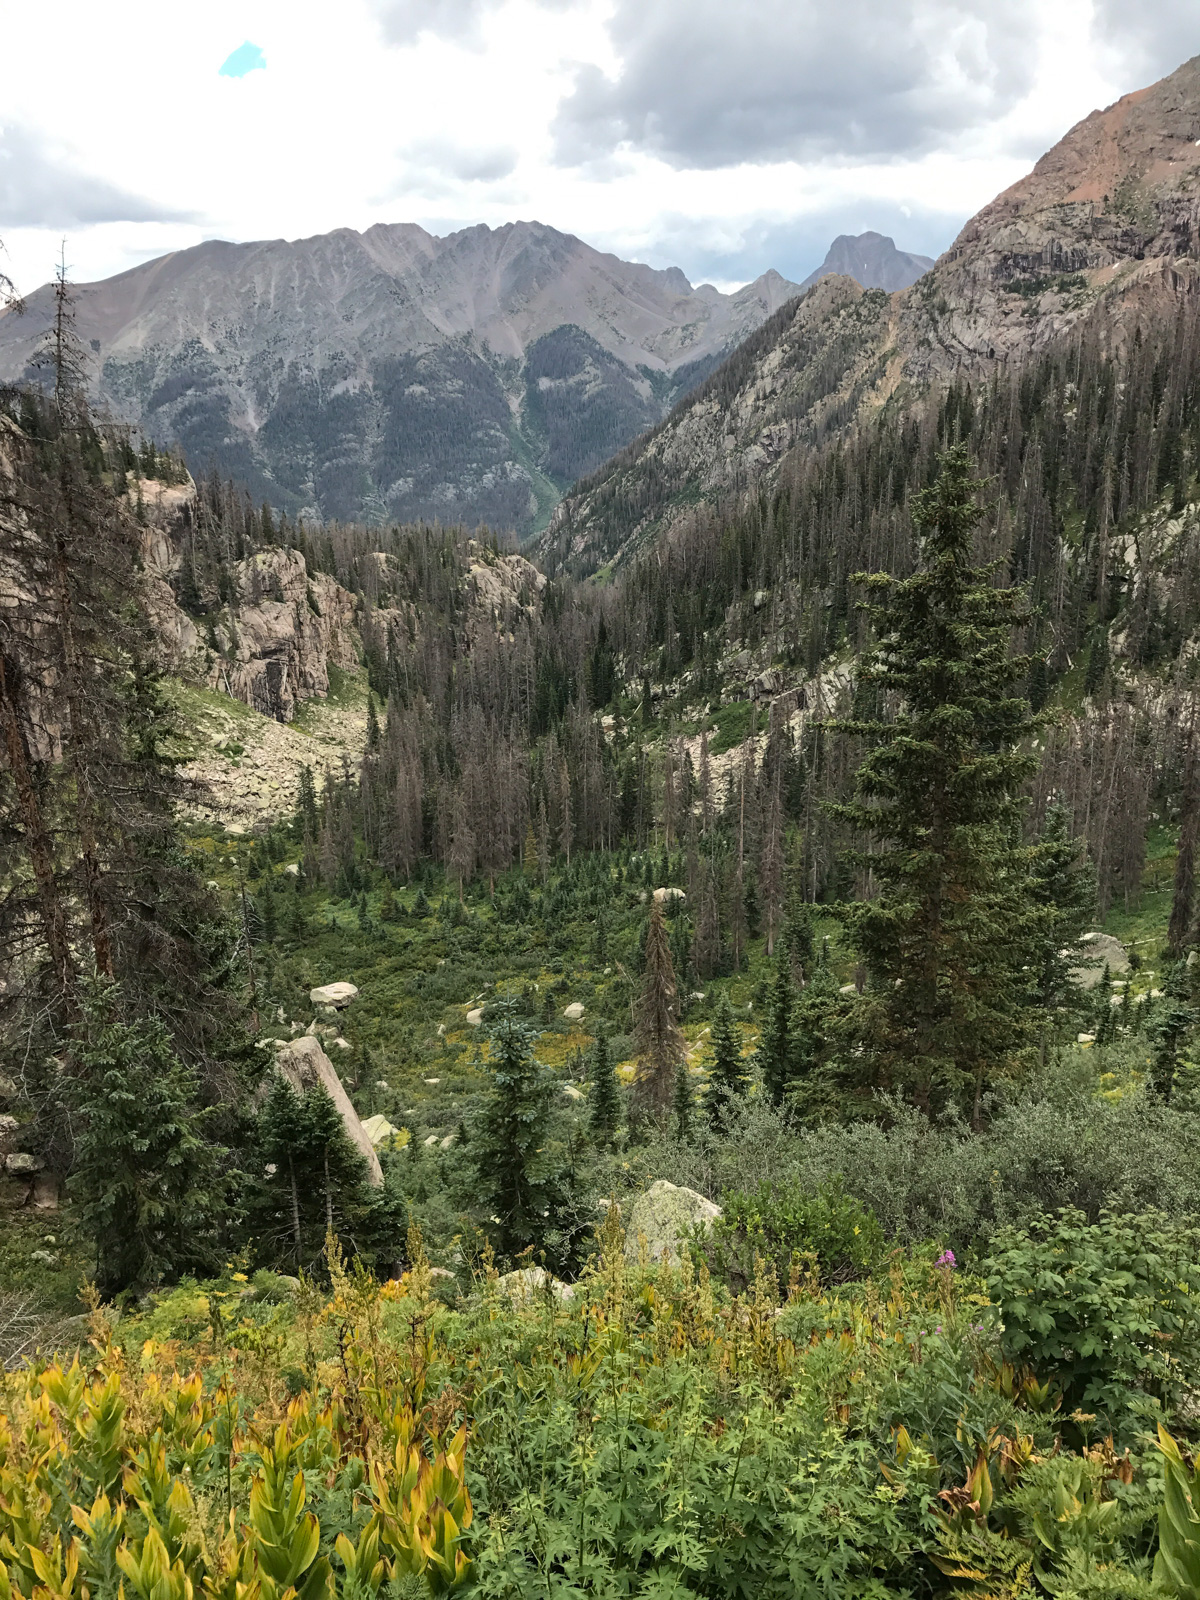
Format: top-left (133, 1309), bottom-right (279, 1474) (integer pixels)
top-left (982, 1207), bottom-right (1200, 1428)
top-left (705, 1177), bottom-right (884, 1291)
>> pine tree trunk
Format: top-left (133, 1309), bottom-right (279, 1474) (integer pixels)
top-left (0, 650), bottom-right (77, 1010)
top-left (1169, 714), bottom-right (1198, 956)
top-left (288, 1158), bottom-right (301, 1257)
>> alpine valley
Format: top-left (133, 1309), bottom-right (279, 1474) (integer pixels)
top-left (7, 46), bottom-right (1200, 1600)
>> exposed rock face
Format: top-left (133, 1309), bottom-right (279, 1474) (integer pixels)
top-left (0, 222), bottom-right (801, 533)
top-left (136, 475), bottom-right (360, 726)
top-left (543, 55), bottom-right (1200, 574)
top-left (206, 550), bottom-right (358, 722)
top-left (625, 1179), bottom-right (722, 1266)
top-left (800, 231), bottom-right (934, 292)
top-left (273, 1036), bottom-right (383, 1188)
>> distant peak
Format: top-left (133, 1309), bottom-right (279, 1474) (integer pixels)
top-left (801, 231), bottom-right (935, 293)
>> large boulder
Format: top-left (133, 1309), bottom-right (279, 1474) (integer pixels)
top-left (497, 1266), bottom-right (574, 1304)
top-left (361, 1113), bottom-right (399, 1147)
top-left (309, 982), bottom-right (359, 1009)
top-left (274, 1036), bottom-right (383, 1187)
top-left (1070, 932), bottom-right (1131, 989)
top-left (625, 1179), bottom-right (722, 1266)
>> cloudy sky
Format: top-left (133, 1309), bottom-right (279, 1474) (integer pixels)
top-left (0, 0), bottom-right (1195, 296)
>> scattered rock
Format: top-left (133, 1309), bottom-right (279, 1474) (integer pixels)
top-left (331, 1037), bottom-right (352, 1051)
top-left (0, 1114), bottom-right (19, 1155)
top-left (0, 1076), bottom-right (16, 1103)
top-left (424, 1077), bottom-right (440, 1085)
top-left (563, 1084), bottom-right (585, 1101)
top-left (284, 863), bottom-right (300, 876)
top-left (563, 1002), bottom-right (585, 1021)
top-left (466, 1008), bottom-right (484, 1026)
top-left (273, 1036), bottom-right (383, 1187)
top-left (1070, 933), bottom-right (1131, 989)
top-left (440, 1134), bottom-right (456, 1149)
top-left (361, 1114), bottom-right (399, 1146)
top-left (497, 1266), bottom-right (574, 1304)
top-left (651, 887), bottom-right (686, 904)
top-left (30, 1172), bottom-right (58, 1210)
top-left (309, 982), bottom-right (359, 1008)
top-left (5, 1152), bottom-right (41, 1175)
top-left (625, 1179), bottom-right (722, 1266)
top-left (423, 1135), bottom-right (440, 1148)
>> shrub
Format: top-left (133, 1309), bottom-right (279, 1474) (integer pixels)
top-left (706, 1177), bottom-right (885, 1291)
top-left (981, 1207), bottom-right (1200, 1429)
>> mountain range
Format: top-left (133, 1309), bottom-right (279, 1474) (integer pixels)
top-left (540, 53), bottom-right (1200, 575)
top-left (0, 223), bottom-right (807, 532)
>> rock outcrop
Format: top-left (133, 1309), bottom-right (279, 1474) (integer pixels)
top-left (135, 474), bottom-right (362, 734)
top-left (625, 1179), bottom-right (722, 1266)
top-left (205, 551), bottom-right (358, 722)
top-left (274, 1036), bottom-right (383, 1188)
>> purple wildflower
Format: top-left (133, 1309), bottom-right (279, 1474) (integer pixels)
top-left (935, 1249), bottom-right (956, 1269)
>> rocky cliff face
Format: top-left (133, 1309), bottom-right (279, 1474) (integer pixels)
top-left (137, 477), bottom-right (360, 723)
top-left (0, 222), bottom-right (800, 534)
top-left (543, 55), bottom-right (1200, 574)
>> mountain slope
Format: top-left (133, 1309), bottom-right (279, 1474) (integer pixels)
top-left (799, 231), bottom-right (933, 291)
top-left (541, 54), bottom-right (1200, 575)
top-left (0, 222), bottom-right (800, 533)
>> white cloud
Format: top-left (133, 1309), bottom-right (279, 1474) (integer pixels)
top-left (0, 0), bottom-right (1179, 299)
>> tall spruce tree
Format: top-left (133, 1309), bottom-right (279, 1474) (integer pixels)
top-left (634, 897), bottom-right (686, 1115)
top-left (672, 1061), bottom-right (694, 1141)
top-left (70, 984), bottom-right (235, 1298)
top-left (588, 1032), bottom-right (621, 1144)
top-left (830, 446), bottom-right (1042, 1123)
top-left (1028, 803), bottom-right (1096, 1017)
top-left (257, 1077), bottom-right (370, 1265)
top-left (756, 951), bottom-right (794, 1105)
top-left (473, 1001), bottom-right (572, 1263)
top-left (705, 992), bottom-right (746, 1128)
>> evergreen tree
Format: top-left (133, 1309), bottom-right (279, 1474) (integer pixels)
top-left (1028, 803), bottom-right (1095, 1016)
top-left (70, 985), bottom-right (234, 1298)
top-left (257, 1077), bottom-right (370, 1265)
top-left (588, 1032), bottom-right (621, 1144)
top-left (1150, 963), bottom-right (1195, 1101)
top-left (672, 1061), bottom-right (693, 1141)
top-left (378, 880), bottom-right (398, 922)
top-left (258, 885), bottom-right (278, 944)
top-left (705, 992), bottom-right (746, 1128)
top-left (634, 898), bottom-right (686, 1115)
top-left (756, 952), bottom-right (793, 1106)
top-left (830, 447), bottom-right (1042, 1123)
top-left (473, 1001), bottom-right (573, 1264)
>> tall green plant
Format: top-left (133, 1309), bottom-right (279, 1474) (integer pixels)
top-left (830, 446), bottom-right (1042, 1122)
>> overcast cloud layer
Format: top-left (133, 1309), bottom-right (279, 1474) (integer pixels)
top-left (0, 0), bottom-right (1194, 301)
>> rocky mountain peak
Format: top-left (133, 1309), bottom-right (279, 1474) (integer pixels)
top-left (0, 220), bottom-right (802, 533)
top-left (800, 232), bottom-right (934, 292)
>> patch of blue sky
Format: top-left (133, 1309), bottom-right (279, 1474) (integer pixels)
top-left (218, 42), bottom-right (266, 79)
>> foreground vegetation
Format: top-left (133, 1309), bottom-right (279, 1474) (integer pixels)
top-left (8, 1201), bottom-right (1200, 1600)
